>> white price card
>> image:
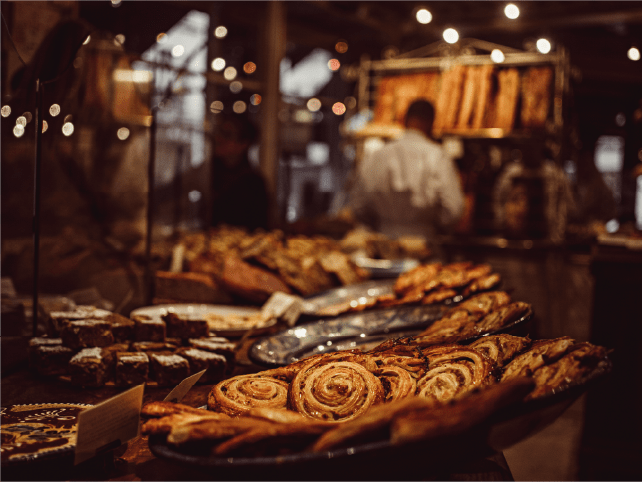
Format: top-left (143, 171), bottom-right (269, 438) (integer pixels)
top-left (74, 384), bottom-right (144, 465)
top-left (163, 369), bottom-right (206, 403)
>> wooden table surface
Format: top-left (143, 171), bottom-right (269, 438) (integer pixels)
top-left (2, 359), bottom-right (514, 481)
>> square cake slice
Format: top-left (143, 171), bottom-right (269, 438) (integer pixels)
top-left (149, 352), bottom-right (189, 387)
top-left (115, 352), bottom-right (149, 386)
top-left (176, 347), bottom-right (227, 384)
top-left (69, 347), bottom-right (110, 387)
top-left (61, 319), bottom-right (114, 349)
top-left (31, 344), bottom-right (75, 377)
top-left (133, 316), bottom-right (166, 342)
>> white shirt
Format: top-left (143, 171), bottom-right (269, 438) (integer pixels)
top-left (349, 129), bottom-right (465, 238)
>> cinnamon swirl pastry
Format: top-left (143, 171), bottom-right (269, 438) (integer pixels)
top-left (468, 334), bottom-right (532, 368)
top-left (366, 353), bottom-right (428, 402)
top-left (453, 291), bottom-right (512, 316)
top-left (474, 301), bottom-right (531, 334)
top-left (288, 356), bottom-right (385, 422)
top-left (461, 273), bottom-right (502, 297)
top-left (208, 371), bottom-right (290, 416)
top-left (416, 345), bottom-right (493, 404)
top-left (394, 263), bottom-right (442, 296)
top-left (501, 337), bottom-right (575, 382)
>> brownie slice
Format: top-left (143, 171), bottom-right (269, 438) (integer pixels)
top-left (133, 317), bottom-right (166, 342)
top-left (188, 337), bottom-right (236, 375)
top-left (47, 305), bottom-right (112, 336)
top-left (176, 347), bottom-right (227, 384)
top-left (104, 313), bottom-right (135, 343)
top-left (115, 352), bottom-right (149, 386)
top-left (149, 352), bottom-right (190, 387)
top-left (28, 337), bottom-right (63, 366)
top-left (69, 347), bottom-right (110, 387)
top-left (163, 313), bottom-right (209, 339)
top-left (61, 319), bottom-right (114, 349)
top-left (131, 341), bottom-right (180, 353)
top-left (30, 344), bottom-right (75, 376)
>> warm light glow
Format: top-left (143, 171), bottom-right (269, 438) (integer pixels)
top-left (62, 122), bottom-right (74, 136)
top-left (156, 33), bottom-right (168, 44)
top-left (13, 124), bottom-right (24, 138)
top-left (214, 26), bottom-right (228, 38)
top-left (211, 58), bottom-right (226, 71)
top-left (111, 0), bottom-right (121, 6)
top-left (243, 62), bottom-right (257, 74)
top-left (233, 100), bottom-right (247, 114)
top-left (504, 4), bottom-right (520, 19)
top-left (23, 112), bottom-right (32, 123)
top-left (210, 101), bottom-right (224, 113)
top-left (416, 9), bottom-right (432, 24)
top-left (117, 127), bottom-right (130, 140)
top-left (627, 47), bottom-right (641, 61)
top-left (224, 66), bottom-right (237, 81)
top-left (344, 96), bottom-right (357, 110)
top-left (443, 28), bottom-right (459, 44)
top-left (64, 114), bottom-right (73, 123)
top-left (1, 105), bottom-right (11, 117)
top-left (250, 94), bottom-right (262, 106)
top-left (15, 116), bottom-right (26, 127)
top-left (335, 41), bottom-right (348, 53)
top-left (83, 35), bottom-right (91, 45)
top-left (307, 98), bottom-right (322, 112)
top-left (491, 49), bottom-right (505, 63)
top-left (113, 69), bottom-right (153, 83)
top-left (328, 59), bottom-right (341, 71)
top-left (229, 81), bottom-right (243, 94)
top-left (115, 34), bottom-right (125, 45)
top-left (332, 102), bottom-right (346, 115)
top-left (49, 104), bottom-right (61, 117)
top-left (172, 45), bottom-right (185, 57)
top-left (536, 38), bottom-right (551, 54)
top-left (42, 120), bottom-right (48, 133)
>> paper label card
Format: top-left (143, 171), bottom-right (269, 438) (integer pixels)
top-left (163, 369), bottom-right (206, 403)
top-left (74, 384), bottom-right (144, 465)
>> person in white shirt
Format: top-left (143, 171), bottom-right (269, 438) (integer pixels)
top-left (348, 100), bottom-right (465, 241)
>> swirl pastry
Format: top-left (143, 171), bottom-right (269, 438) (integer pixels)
top-left (468, 334), bottom-right (532, 368)
top-left (474, 301), bottom-right (531, 334)
top-left (416, 346), bottom-right (492, 404)
top-left (501, 336), bottom-right (575, 382)
top-left (366, 354), bottom-right (428, 402)
top-left (453, 291), bottom-right (512, 316)
top-left (208, 371), bottom-right (290, 416)
top-left (288, 357), bottom-right (385, 422)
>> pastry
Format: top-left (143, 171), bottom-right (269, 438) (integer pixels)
top-left (208, 372), bottom-right (290, 416)
top-left (468, 334), bottom-right (532, 368)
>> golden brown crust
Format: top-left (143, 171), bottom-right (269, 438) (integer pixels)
top-left (141, 411), bottom-right (230, 436)
top-left (502, 337), bottom-right (575, 382)
top-left (141, 401), bottom-right (215, 419)
top-left (208, 372), bottom-right (290, 416)
top-left (468, 334), bottom-right (532, 368)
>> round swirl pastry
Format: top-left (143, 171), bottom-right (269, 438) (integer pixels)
top-left (416, 345), bottom-right (492, 404)
top-left (367, 354), bottom-right (428, 403)
top-left (208, 372), bottom-right (290, 416)
top-left (288, 357), bottom-right (385, 423)
top-left (468, 334), bottom-right (532, 368)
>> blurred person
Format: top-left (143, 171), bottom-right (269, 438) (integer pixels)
top-left (210, 114), bottom-right (269, 231)
top-left (347, 99), bottom-right (465, 242)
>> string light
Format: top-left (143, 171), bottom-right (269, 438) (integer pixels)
top-left (62, 122), bottom-right (75, 136)
top-left (307, 98), bottom-right (322, 112)
top-left (233, 100), bottom-right (246, 114)
top-left (536, 38), bottom-right (551, 54)
top-left (243, 62), bottom-right (257, 74)
top-left (13, 125), bottom-right (25, 138)
top-left (111, 0), bottom-right (122, 7)
top-left (172, 45), bottom-right (185, 57)
top-left (443, 28), bottom-right (459, 44)
top-left (328, 59), bottom-right (341, 71)
top-left (210, 101), bottom-right (224, 113)
top-left (156, 33), bottom-right (168, 44)
top-left (42, 120), bottom-right (48, 133)
top-left (332, 102), bottom-right (346, 115)
top-left (229, 81), bottom-right (243, 93)
top-left (214, 26), bottom-right (228, 38)
top-left (250, 94), bottom-right (262, 106)
top-left (627, 47), bottom-right (641, 61)
top-left (504, 4), bottom-right (520, 19)
top-left (416, 9), bottom-right (432, 24)
top-left (15, 116), bottom-right (26, 127)
top-left (491, 49), bottom-right (505, 63)
top-left (224, 66), bottom-right (237, 81)
top-left (1, 105), bottom-right (11, 117)
top-left (49, 104), bottom-right (61, 117)
top-left (211, 58), bottom-right (225, 71)
top-left (115, 34), bottom-right (125, 45)
top-left (335, 41), bottom-right (348, 53)
top-left (117, 127), bottom-right (130, 140)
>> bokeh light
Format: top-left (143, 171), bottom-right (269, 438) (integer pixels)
top-left (23, 112), bottom-right (32, 123)
top-left (328, 59), bottom-right (341, 71)
top-left (214, 26), bottom-right (228, 38)
top-left (83, 35), bottom-right (91, 45)
top-left (111, 0), bottom-right (121, 7)
top-left (491, 49), bottom-right (505, 63)
top-left (156, 33), bottom-right (167, 44)
top-left (504, 4), bottom-right (520, 19)
top-left (233, 100), bottom-right (247, 114)
top-left (62, 122), bottom-right (74, 136)
top-left (210, 101), bottom-right (224, 113)
top-left (250, 94), bottom-right (262, 106)
top-left (64, 114), bottom-right (73, 123)
top-left (416, 9), bottom-right (432, 24)
top-left (335, 41), bottom-right (348, 53)
top-left (224, 66), bottom-right (237, 81)
top-left (243, 62), bottom-right (257, 74)
top-left (13, 124), bottom-right (25, 138)
top-left (1, 105), bottom-right (11, 117)
top-left (117, 127), bottom-right (130, 140)
top-left (172, 45), bottom-right (185, 57)
top-left (344, 96), bottom-right (357, 110)
top-left (332, 102), bottom-right (346, 115)
top-left (536, 38), bottom-right (551, 54)
top-left (42, 120), bottom-right (48, 133)
top-left (49, 104), bottom-right (61, 117)
top-left (229, 81), bottom-right (243, 94)
top-left (115, 34), bottom-right (125, 45)
top-left (211, 58), bottom-right (226, 71)
top-left (627, 47), bottom-right (640, 61)
top-left (307, 98), bottom-right (322, 112)
top-left (443, 28), bottom-right (459, 44)
top-left (16, 116), bottom-right (26, 127)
